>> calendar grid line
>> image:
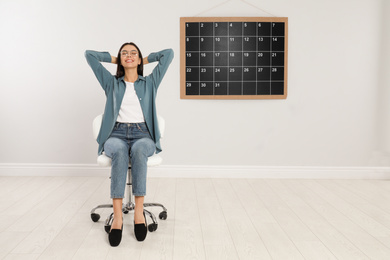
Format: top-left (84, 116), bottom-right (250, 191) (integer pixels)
top-left (185, 36), bottom-right (285, 38)
top-left (241, 22), bottom-right (244, 95)
top-left (186, 51), bottom-right (285, 52)
top-left (186, 66), bottom-right (284, 67)
top-left (198, 22), bottom-right (200, 95)
top-left (227, 22), bottom-right (229, 95)
top-left (256, 22), bottom-right (258, 95)
top-left (213, 22), bottom-right (215, 95)
top-left (186, 81), bottom-right (284, 82)
top-left (270, 23), bottom-right (272, 94)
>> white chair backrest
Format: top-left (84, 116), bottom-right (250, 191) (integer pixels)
top-left (157, 115), bottom-right (165, 138)
top-left (92, 114), bottom-right (165, 139)
top-left (92, 114), bottom-right (103, 140)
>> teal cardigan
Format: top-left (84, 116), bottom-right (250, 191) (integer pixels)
top-left (85, 48), bottom-right (174, 155)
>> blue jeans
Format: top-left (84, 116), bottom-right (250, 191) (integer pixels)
top-left (103, 122), bottom-right (156, 198)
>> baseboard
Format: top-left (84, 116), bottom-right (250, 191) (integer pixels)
top-left (0, 164), bottom-right (111, 177)
top-left (0, 163), bottom-right (390, 179)
top-left (149, 165), bottom-right (390, 179)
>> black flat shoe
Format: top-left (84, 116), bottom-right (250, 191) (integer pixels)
top-left (134, 212), bottom-right (147, 241)
top-left (109, 220), bottom-right (123, 247)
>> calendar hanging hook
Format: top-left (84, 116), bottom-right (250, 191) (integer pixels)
top-left (194, 0), bottom-right (277, 17)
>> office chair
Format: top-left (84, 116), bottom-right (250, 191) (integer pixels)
top-left (90, 114), bottom-right (167, 233)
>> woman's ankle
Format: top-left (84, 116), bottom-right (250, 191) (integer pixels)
top-left (134, 209), bottom-right (145, 224)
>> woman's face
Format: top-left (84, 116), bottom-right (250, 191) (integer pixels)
top-left (120, 44), bottom-right (141, 69)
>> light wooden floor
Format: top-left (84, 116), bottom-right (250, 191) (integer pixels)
top-left (1, 177), bottom-right (390, 260)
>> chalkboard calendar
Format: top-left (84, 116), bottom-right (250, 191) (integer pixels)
top-left (180, 17), bottom-right (288, 99)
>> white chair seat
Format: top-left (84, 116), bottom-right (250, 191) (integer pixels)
top-left (93, 114), bottom-right (165, 169)
top-left (97, 153), bottom-right (162, 167)
top-left (97, 153), bottom-right (112, 167)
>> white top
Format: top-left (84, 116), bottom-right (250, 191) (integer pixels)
top-left (116, 82), bottom-right (145, 123)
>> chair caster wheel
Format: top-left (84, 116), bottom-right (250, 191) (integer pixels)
top-left (91, 213), bottom-right (100, 222)
top-left (104, 225), bottom-right (111, 233)
top-left (123, 210), bottom-right (129, 214)
top-left (159, 211), bottom-right (167, 220)
top-left (148, 223), bottom-right (158, 232)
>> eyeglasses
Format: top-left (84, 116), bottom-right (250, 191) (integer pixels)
top-left (121, 50), bottom-right (138, 57)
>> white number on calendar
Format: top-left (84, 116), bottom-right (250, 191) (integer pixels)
top-left (187, 68), bottom-right (191, 72)
top-left (201, 68), bottom-right (207, 73)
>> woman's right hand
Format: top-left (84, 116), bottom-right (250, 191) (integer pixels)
top-left (111, 56), bottom-right (118, 64)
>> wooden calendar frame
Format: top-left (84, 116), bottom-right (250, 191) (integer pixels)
top-left (180, 17), bottom-right (288, 99)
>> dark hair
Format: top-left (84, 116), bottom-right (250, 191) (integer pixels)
top-left (115, 42), bottom-right (143, 78)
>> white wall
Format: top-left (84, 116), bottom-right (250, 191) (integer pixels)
top-left (0, 0), bottom-right (387, 168)
top-left (377, 0), bottom-right (390, 160)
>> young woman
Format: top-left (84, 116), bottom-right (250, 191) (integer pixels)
top-left (85, 43), bottom-right (173, 246)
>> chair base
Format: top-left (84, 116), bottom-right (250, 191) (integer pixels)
top-left (90, 202), bottom-right (167, 233)
top-left (90, 167), bottom-right (167, 233)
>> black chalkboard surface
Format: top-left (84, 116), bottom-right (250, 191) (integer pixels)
top-left (180, 17), bottom-right (288, 99)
